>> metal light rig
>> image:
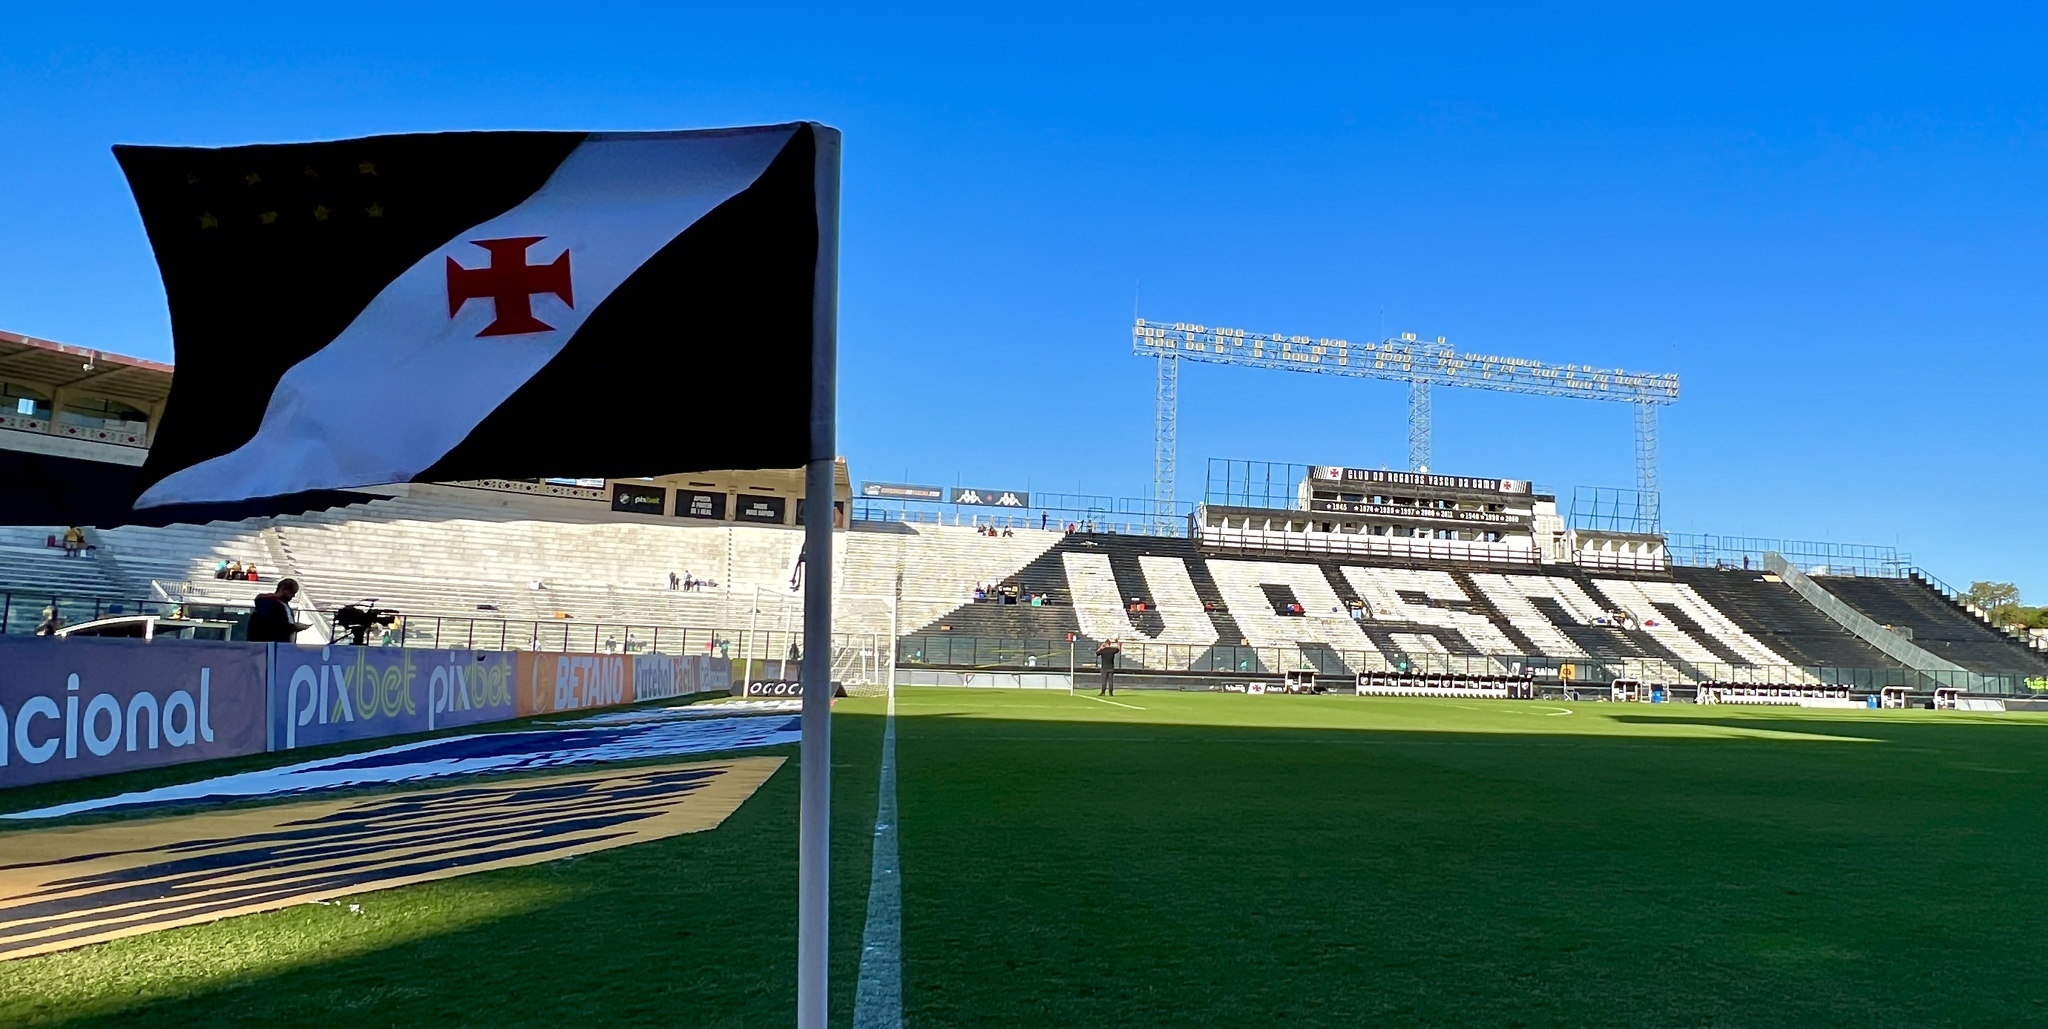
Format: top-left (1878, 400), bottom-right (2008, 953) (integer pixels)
top-left (1132, 318), bottom-right (1680, 533)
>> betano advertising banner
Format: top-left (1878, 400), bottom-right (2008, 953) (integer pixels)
top-left (0, 636), bottom-right (268, 789)
top-left (270, 647), bottom-right (516, 750)
top-left (516, 653), bottom-right (634, 715)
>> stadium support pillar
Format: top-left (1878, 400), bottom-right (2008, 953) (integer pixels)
top-left (798, 126), bottom-right (841, 1029)
top-left (1407, 379), bottom-right (1431, 472)
top-left (1154, 353), bottom-right (1178, 535)
top-left (1634, 400), bottom-right (1660, 530)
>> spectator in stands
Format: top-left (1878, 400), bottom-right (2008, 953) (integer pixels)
top-left (214, 559), bottom-right (231, 579)
top-left (1096, 637), bottom-right (1123, 695)
top-left (62, 526), bottom-right (84, 558)
top-left (226, 560), bottom-right (244, 580)
top-left (245, 564), bottom-right (260, 581)
top-left (247, 579), bottom-right (310, 643)
top-left (34, 606), bottom-right (62, 636)
top-left (668, 572), bottom-right (680, 590)
top-left (1041, 513), bottom-right (1049, 530)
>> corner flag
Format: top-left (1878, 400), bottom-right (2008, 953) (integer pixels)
top-left (115, 123), bottom-right (828, 507)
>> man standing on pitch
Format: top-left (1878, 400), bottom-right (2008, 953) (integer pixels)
top-left (1096, 637), bottom-right (1123, 696)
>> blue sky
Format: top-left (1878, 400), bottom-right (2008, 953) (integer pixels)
top-left (3, 3), bottom-right (2044, 596)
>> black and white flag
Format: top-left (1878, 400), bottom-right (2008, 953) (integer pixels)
top-left (116, 122), bottom-right (833, 508)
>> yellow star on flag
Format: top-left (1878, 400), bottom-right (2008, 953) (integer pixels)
top-left (244, 172), bottom-right (262, 186)
top-left (364, 202), bottom-right (384, 218)
top-left (197, 212), bottom-right (219, 229)
top-left (312, 205), bottom-right (330, 221)
top-left (358, 161), bottom-right (377, 176)
top-left (259, 211), bottom-right (279, 225)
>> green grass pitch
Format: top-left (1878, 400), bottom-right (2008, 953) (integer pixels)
top-left (6, 688), bottom-right (2048, 1026)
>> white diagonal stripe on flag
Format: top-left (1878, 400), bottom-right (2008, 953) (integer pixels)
top-left (138, 127), bottom-right (797, 507)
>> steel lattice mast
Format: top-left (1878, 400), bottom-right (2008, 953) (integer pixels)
top-left (1133, 318), bottom-right (1680, 531)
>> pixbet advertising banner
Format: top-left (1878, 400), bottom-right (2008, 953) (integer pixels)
top-left (270, 647), bottom-right (516, 751)
top-left (516, 653), bottom-right (634, 716)
top-left (0, 636), bottom-right (268, 789)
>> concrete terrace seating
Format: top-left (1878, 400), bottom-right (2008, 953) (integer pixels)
top-left (1669, 567), bottom-right (1892, 669)
top-left (0, 525), bottom-right (127, 600)
top-left (4, 482), bottom-right (1068, 649)
top-left (1818, 574), bottom-right (2048, 675)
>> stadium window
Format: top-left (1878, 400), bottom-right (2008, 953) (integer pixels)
top-left (2, 381), bottom-right (51, 419)
top-left (56, 396), bottom-right (148, 432)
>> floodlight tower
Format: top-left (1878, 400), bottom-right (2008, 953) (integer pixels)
top-left (1134, 319), bottom-right (1680, 533)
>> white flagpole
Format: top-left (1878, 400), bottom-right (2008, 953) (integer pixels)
top-left (798, 122), bottom-right (842, 1029)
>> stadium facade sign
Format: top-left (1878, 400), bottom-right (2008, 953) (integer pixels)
top-left (610, 483), bottom-right (667, 515)
top-left (1306, 500), bottom-right (1517, 523)
top-left (736, 494), bottom-right (787, 523)
top-left (950, 487), bottom-right (1030, 508)
top-left (0, 637), bottom-right (267, 789)
top-left (675, 490), bottom-right (727, 520)
top-left (1309, 466), bottom-right (1531, 494)
top-left (860, 482), bottom-right (945, 502)
top-left (270, 647), bottom-right (515, 750)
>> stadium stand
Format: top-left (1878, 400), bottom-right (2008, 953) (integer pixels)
top-left (1817, 574), bottom-right (2048, 675)
top-left (1670, 566), bottom-right (1899, 668)
top-left (2, 328), bottom-right (2036, 690)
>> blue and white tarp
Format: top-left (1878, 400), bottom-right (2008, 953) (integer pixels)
top-left (3, 713), bottom-right (800, 820)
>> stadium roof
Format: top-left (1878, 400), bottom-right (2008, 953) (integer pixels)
top-left (0, 329), bottom-right (173, 407)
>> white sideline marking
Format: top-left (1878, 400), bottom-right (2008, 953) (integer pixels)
top-left (1077, 694), bottom-right (1146, 710)
top-left (852, 697), bottom-right (902, 1029)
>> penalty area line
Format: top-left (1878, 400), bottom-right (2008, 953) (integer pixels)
top-left (1076, 694), bottom-right (1146, 710)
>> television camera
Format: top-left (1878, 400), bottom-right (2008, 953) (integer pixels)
top-left (331, 599), bottom-right (401, 646)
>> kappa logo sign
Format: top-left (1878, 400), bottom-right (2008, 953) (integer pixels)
top-left (445, 236), bottom-right (573, 336)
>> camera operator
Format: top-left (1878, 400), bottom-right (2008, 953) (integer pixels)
top-left (248, 578), bottom-right (311, 643)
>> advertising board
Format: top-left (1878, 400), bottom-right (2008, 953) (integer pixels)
top-left (0, 637), bottom-right (268, 789)
top-left (860, 482), bottom-right (945, 501)
top-left (674, 490), bottom-right (727, 520)
top-left (950, 487), bottom-right (1029, 508)
top-left (270, 647), bottom-right (516, 750)
top-left (516, 653), bottom-right (634, 715)
top-left (736, 494), bottom-right (787, 523)
top-left (632, 655), bottom-right (734, 701)
top-left (611, 483), bottom-right (667, 515)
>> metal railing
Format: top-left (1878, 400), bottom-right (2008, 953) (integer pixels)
top-left (851, 500), bottom-right (1184, 537)
top-left (1670, 534), bottom-right (1910, 578)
